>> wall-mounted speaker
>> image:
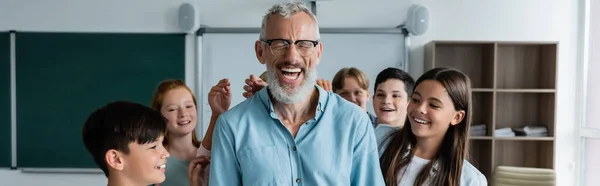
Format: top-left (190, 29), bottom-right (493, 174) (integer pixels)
top-left (178, 3), bottom-right (199, 33)
top-left (405, 4), bottom-right (429, 36)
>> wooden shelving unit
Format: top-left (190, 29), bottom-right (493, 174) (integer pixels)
top-left (424, 41), bottom-right (557, 183)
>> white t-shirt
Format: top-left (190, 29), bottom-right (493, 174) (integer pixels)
top-left (394, 155), bottom-right (487, 186)
top-left (397, 155), bottom-right (430, 186)
top-left (375, 125), bottom-right (489, 186)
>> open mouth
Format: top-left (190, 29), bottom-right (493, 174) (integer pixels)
top-left (177, 120), bottom-right (191, 126)
top-left (280, 67), bottom-right (302, 80)
top-left (155, 164), bottom-right (166, 170)
top-left (413, 117), bottom-right (431, 124)
top-left (379, 107), bottom-right (396, 113)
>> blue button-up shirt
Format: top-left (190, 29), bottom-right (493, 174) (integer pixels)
top-left (209, 85), bottom-right (385, 186)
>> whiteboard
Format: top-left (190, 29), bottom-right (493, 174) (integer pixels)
top-left (198, 32), bottom-right (405, 133)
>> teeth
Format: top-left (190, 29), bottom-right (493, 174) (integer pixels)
top-left (281, 67), bottom-right (301, 73)
top-left (177, 121), bottom-right (191, 125)
top-left (156, 164), bottom-right (166, 169)
top-left (414, 117), bottom-right (430, 124)
top-left (283, 73), bottom-right (298, 80)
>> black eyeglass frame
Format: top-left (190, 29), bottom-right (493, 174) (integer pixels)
top-left (260, 39), bottom-right (320, 47)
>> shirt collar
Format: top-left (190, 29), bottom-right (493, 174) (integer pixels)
top-left (257, 84), bottom-right (328, 119)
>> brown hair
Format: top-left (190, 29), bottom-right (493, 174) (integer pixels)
top-left (379, 67), bottom-right (472, 186)
top-left (331, 67), bottom-right (369, 93)
top-left (150, 79), bottom-right (201, 148)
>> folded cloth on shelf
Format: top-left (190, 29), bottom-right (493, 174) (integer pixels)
top-left (495, 127), bottom-right (515, 137)
top-left (524, 126), bottom-right (548, 134)
top-left (524, 132), bottom-right (548, 137)
top-left (495, 127), bottom-right (513, 134)
top-left (513, 125), bottom-right (549, 136)
top-left (495, 132), bottom-right (515, 137)
top-left (470, 130), bottom-right (487, 136)
top-left (470, 124), bottom-right (487, 136)
top-left (471, 124), bottom-right (487, 131)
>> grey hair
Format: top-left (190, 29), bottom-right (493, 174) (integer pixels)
top-left (259, 1), bottom-right (320, 40)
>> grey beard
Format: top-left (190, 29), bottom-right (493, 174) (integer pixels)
top-left (266, 67), bottom-right (317, 104)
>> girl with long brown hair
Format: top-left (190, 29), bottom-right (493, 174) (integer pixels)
top-left (378, 67), bottom-right (486, 186)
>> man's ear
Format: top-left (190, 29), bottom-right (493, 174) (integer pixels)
top-left (105, 149), bottom-right (125, 171)
top-left (315, 42), bottom-right (323, 65)
top-left (450, 110), bottom-right (465, 126)
top-left (255, 40), bottom-right (266, 65)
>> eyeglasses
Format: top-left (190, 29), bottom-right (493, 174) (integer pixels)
top-left (261, 39), bottom-right (319, 57)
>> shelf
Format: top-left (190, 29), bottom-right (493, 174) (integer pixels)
top-left (494, 137), bottom-right (555, 141)
top-left (494, 140), bottom-right (554, 169)
top-left (429, 40), bottom-right (496, 44)
top-left (496, 44), bottom-right (557, 89)
top-left (472, 92), bottom-right (493, 137)
top-left (494, 41), bottom-right (559, 45)
top-left (471, 89), bottom-right (556, 93)
top-left (469, 136), bottom-right (493, 140)
top-left (472, 88), bottom-right (494, 92)
top-left (495, 92), bottom-right (555, 136)
top-left (428, 43), bottom-right (495, 88)
top-left (495, 89), bottom-right (556, 93)
top-left (425, 41), bottom-right (558, 177)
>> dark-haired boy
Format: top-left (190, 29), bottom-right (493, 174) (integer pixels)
top-left (82, 101), bottom-right (170, 186)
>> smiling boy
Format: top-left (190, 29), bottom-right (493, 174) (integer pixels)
top-left (82, 101), bottom-right (170, 186)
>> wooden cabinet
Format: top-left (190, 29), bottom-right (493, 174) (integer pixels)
top-left (424, 41), bottom-right (558, 182)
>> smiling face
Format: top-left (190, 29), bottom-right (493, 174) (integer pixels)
top-left (407, 80), bottom-right (465, 140)
top-left (255, 11), bottom-right (322, 104)
top-left (122, 136), bottom-right (169, 184)
top-left (106, 135), bottom-right (170, 185)
top-left (123, 137), bottom-right (169, 184)
top-left (160, 88), bottom-right (197, 137)
top-left (372, 79), bottom-right (409, 126)
top-left (336, 77), bottom-right (370, 111)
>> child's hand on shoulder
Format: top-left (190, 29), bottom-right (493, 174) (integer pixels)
top-left (188, 155), bottom-right (211, 186)
top-left (208, 78), bottom-right (232, 115)
top-left (242, 74), bottom-right (268, 98)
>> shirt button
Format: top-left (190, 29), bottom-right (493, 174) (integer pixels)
top-left (292, 146), bottom-right (297, 151)
top-left (296, 178), bottom-right (301, 183)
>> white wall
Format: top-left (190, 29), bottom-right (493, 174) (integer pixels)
top-left (0, 0), bottom-right (581, 185)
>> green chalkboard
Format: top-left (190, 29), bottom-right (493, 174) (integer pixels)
top-left (15, 32), bottom-right (185, 168)
top-left (0, 32), bottom-right (11, 168)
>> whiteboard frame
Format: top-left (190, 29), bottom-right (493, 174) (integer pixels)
top-left (196, 27), bottom-right (406, 36)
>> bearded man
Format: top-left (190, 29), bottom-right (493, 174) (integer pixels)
top-left (209, 2), bottom-right (384, 186)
